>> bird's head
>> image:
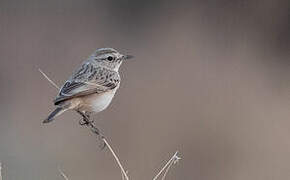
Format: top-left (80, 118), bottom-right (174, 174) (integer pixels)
top-left (92, 48), bottom-right (133, 71)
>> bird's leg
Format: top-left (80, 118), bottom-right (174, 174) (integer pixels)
top-left (76, 110), bottom-right (106, 149)
top-left (77, 111), bottom-right (93, 125)
top-left (76, 110), bottom-right (101, 136)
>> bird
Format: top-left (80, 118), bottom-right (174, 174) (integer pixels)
top-left (44, 48), bottom-right (133, 126)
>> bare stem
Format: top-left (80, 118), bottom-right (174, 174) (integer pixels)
top-left (0, 162), bottom-right (2, 180)
top-left (103, 138), bottom-right (129, 180)
top-left (38, 68), bottom-right (60, 90)
top-left (39, 69), bottom-right (129, 180)
top-left (152, 151), bottom-right (181, 180)
top-left (39, 68), bottom-right (181, 180)
top-left (161, 159), bottom-right (174, 180)
top-left (58, 167), bottom-right (69, 180)
top-left (81, 120), bottom-right (129, 180)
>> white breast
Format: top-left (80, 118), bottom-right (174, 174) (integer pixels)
top-left (80, 89), bottom-right (117, 113)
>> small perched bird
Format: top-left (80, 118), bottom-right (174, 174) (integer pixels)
top-left (44, 48), bottom-right (133, 124)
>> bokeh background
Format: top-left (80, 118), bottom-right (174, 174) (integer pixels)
top-left (0, 0), bottom-right (290, 179)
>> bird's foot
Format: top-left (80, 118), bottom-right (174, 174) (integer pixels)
top-left (79, 118), bottom-right (94, 126)
top-left (77, 110), bottom-right (93, 126)
top-left (76, 110), bottom-right (106, 149)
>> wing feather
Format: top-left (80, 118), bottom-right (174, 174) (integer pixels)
top-left (54, 62), bottom-right (120, 105)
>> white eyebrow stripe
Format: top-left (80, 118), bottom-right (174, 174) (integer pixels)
top-left (94, 54), bottom-right (107, 60)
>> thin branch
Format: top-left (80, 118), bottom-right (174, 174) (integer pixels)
top-left (80, 120), bottom-right (129, 180)
top-left (58, 167), bottom-right (69, 180)
top-left (38, 68), bottom-right (60, 90)
top-left (0, 162), bottom-right (2, 180)
top-left (39, 68), bottom-right (181, 180)
top-left (161, 159), bottom-right (174, 180)
top-left (102, 138), bottom-right (129, 180)
top-left (152, 151), bottom-right (181, 180)
top-left (39, 69), bottom-right (129, 180)
top-left (122, 171), bottom-right (125, 180)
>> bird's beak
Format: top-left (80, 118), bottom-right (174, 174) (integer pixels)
top-left (124, 55), bottom-right (134, 60)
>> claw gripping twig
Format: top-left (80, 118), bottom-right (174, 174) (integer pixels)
top-left (39, 68), bottom-right (129, 180)
top-left (39, 68), bottom-right (181, 180)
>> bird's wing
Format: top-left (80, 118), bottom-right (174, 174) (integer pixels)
top-left (54, 62), bottom-right (120, 105)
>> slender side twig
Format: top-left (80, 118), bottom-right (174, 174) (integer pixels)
top-left (39, 69), bottom-right (181, 180)
top-left (161, 158), bottom-right (175, 180)
top-left (0, 162), bottom-right (2, 180)
top-left (58, 167), bottom-right (69, 180)
top-left (38, 68), bottom-right (60, 90)
top-left (102, 138), bottom-right (129, 180)
top-left (78, 119), bottom-right (129, 180)
top-left (152, 151), bottom-right (181, 180)
top-left (39, 69), bottom-right (129, 180)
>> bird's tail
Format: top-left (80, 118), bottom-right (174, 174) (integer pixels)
top-left (43, 107), bottom-right (66, 123)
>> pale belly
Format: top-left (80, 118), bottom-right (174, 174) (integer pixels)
top-left (77, 89), bottom-right (117, 113)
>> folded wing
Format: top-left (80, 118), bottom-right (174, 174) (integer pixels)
top-left (54, 63), bottom-right (120, 105)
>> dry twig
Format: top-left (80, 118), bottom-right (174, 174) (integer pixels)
top-left (0, 162), bottom-right (2, 180)
top-left (78, 117), bottom-right (129, 180)
top-left (152, 151), bottom-right (181, 180)
top-left (58, 166), bottom-right (69, 180)
top-left (103, 138), bottom-right (129, 180)
top-left (38, 69), bottom-right (60, 90)
top-left (39, 68), bottom-right (129, 180)
top-left (39, 68), bottom-right (181, 180)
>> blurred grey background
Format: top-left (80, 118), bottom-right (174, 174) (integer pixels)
top-left (0, 0), bottom-right (290, 179)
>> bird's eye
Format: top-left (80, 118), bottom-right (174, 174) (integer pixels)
top-left (107, 56), bottom-right (114, 61)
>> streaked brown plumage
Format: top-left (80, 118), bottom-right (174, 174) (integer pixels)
top-left (44, 48), bottom-right (133, 123)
